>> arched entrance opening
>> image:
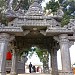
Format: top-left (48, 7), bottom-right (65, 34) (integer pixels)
top-left (9, 28), bottom-right (59, 75)
top-left (24, 46), bottom-right (50, 74)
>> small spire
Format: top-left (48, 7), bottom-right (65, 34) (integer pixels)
top-left (25, 0), bottom-right (44, 16)
top-left (34, 0), bottom-right (39, 2)
top-left (7, 0), bottom-right (14, 10)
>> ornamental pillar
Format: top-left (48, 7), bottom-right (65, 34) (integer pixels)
top-left (59, 34), bottom-right (73, 75)
top-left (22, 52), bottom-right (28, 73)
top-left (0, 33), bottom-right (10, 75)
top-left (51, 48), bottom-right (59, 75)
top-left (11, 49), bottom-right (18, 75)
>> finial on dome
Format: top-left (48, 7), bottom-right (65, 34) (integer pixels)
top-left (34, 0), bottom-right (42, 3)
top-left (34, 0), bottom-right (39, 2)
top-left (25, 0), bottom-right (44, 16)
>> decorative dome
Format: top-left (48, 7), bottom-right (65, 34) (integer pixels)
top-left (25, 0), bottom-right (44, 16)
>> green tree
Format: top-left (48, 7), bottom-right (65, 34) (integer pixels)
top-left (45, 0), bottom-right (75, 26)
top-left (0, 0), bottom-right (34, 25)
top-left (45, 0), bottom-right (59, 12)
top-left (0, 0), bottom-right (6, 8)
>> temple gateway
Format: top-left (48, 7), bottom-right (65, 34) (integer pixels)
top-left (0, 0), bottom-right (75, 75)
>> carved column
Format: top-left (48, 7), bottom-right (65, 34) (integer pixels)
top-left (11, 49), bottom-right (18, 75)
top-left (51, 48), bottom-right (59, 75)
top-left (43, 51), bottom-right (50, 74)
top-left (0, 33), bottom-right (10, 75)
top-left (22, 52), bottom-right (28, 73)
top-left (59, 34), bottom-right (73, 75)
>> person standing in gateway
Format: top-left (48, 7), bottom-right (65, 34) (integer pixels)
top-left (29, 62), bottom-right (32, 73)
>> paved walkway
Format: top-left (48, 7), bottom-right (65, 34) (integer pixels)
top-left (7, 73), bottom-right (51, 75)
top-left (19, 74), bottom-right (51, 75)
top-left (7, 73), bottom-right (75, 75)
top-left (18, 73), bottom-right (50, 75)
top-left (7, 72), bottom-right (75, 75)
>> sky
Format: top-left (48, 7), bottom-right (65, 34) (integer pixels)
top-left (26, 0), bottom-right (75, 70)
top-left (26, 52), bottom-right (43, 65)
top-left (41, 0), bottom-right (58, 7)
top-left (41, 0), bottom-right (49, 7)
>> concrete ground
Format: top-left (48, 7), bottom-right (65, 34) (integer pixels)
top-left (18, 73), bottom-right (50, 75)
top-left (7, 73), bottom-right (51, 75)
top-left (7, 73), bottom-right (75, 75)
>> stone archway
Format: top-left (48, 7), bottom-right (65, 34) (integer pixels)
top-left (9, 30), bottom-right (60, 75)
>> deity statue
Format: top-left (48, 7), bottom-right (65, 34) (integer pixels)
top-left (56, 6), bottom-right (64, 16)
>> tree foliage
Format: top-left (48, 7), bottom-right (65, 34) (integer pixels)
top-left (0, 0), bottom-right (6, 8)
top-left (45, 0), bottom-right (59, 12)
top-left (27, 47), bottom-right (49, 63)
top-left (0, 0), bottom-right (34, 25)
top-left (13, 0), bottom-right (30, 10)
top-left (45, 0), bottom-right (75, 26)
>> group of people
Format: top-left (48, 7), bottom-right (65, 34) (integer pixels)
top-left (29, 62), bottom-right (36, 73)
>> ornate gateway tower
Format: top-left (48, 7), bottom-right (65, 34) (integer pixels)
top-left (0, 0), bottom-right (75, 75)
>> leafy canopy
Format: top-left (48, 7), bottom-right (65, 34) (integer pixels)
top-left (45, 0), bottom-right (75, 26)
top-left (27, 47), bottom-right (49, 63)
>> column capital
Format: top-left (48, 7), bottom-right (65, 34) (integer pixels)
top-left (59, 34), bottom-right (69, 43)
top-left (59, 34), bottom-right (68, 39)
top-left (0, 33), bottom-right (10, 42)
top-left (9, 35), bottom-right (15, 42)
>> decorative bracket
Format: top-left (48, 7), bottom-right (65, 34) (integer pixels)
top-left (54, 36), bottom-right (60, 42)
top-left (9, 35), bottom-right (15, 42)
top-left (40, 30), bottom-right (46, 36)
top-left (23, 30), bottom-right (30, 36)
top-left (69, 41), bottom-right (74, 48)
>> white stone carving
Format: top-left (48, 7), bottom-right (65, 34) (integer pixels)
top-left (55, 6), bottom-right (64, 17)
top-left (64, 19), bottom-right (75, 29)
top-left (40, 30), bottom-right (46, 36)
top-left (9, 35), bottom-right (15, 42)
top-left (25, 0), bottom-right (44, 16)
top-left (54, 36), bottom-right (59, 42)
top-left (23, 30), bottom-right (30, 36)
top-left (0, 33), bottom-right (10, 42)
top-left (69, 41), bottom-right (74, 48)
top-left (0, 26), bottom-right (23, 32)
